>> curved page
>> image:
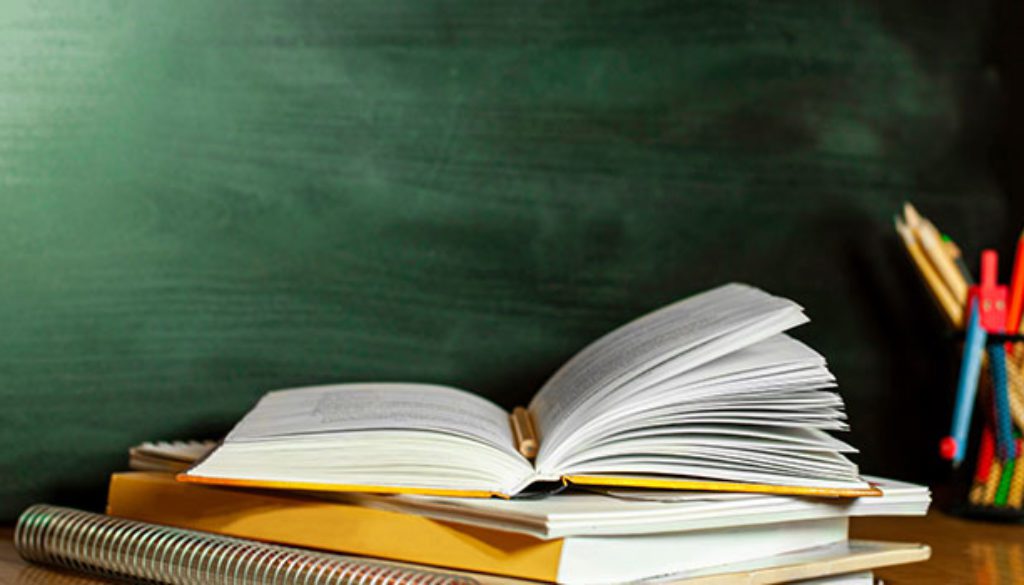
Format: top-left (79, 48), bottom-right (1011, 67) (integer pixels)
top-left (530, 283), bottom-right (808, 470)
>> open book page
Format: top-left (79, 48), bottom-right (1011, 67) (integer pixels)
top-left (184, 383), bottom-right (536, 496)
top-left (557, 334), bottom-right (840, 448)
top-left (530, 283), bottom-right (808, 472)
top-left (527, 285), bottom-right (868, 492)
top-left (547, 341), bottom-right (863, 489)
top-left (596, 334), bottom-right (832, 413)
top-left (225, 383), bottom-right (518, 457)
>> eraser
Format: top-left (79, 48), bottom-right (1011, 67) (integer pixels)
top-left (940, 436), bottom-right (958, 461)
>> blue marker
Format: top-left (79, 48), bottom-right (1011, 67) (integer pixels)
top-left (940, 298), bottom-right (987, 466)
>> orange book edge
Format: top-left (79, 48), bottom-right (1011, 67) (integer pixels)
top-left (176, 473), bottom-right (507, 499)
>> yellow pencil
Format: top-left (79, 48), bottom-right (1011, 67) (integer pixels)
top-left (942, 235), bottom-right (975, 285)
top-left (902, 203), bottom-right (969, 303)
top-left (902, 201), bottom-right (924, 228)
top-left (943, 239), bottom-right (960, 262)
top-left (1003, 348), bottom-right (1024, 430)
top-left (969, 479), bottom-right (985, 505)
top-left (983, 459), bottom-right (1003, 505)
top-left (1009, 450), bottom-right (1024, 508)
top-left (895, 217), bottom-right (964, 328)
top-left (913, 216), bottom-right (969, 305)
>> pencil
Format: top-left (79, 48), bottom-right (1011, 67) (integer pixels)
top-left (1009, 439), bottom-right (1024, 508)
top-left (1010, 230), bottom-right (1024, 333)
top-left (942, 234), bottom-right (975, 285)
top-left (995, 455), bottom-right (1016, 506)
top-left (1004, 350), bottom-right (1024, 430)
top-left (917, 218), bottom-right (970, 305)
top-left (975, 427), bottom-right (996, 482)
top-left (990, 345), bottom-right (1017, 459)
top-left (895, 217), bottom-right (964, 328)
top-left (970, 427), bottom-right (996, 505)
top-left (902, 201), bottom-right (924, 229)
top-left (969, 480), bottom-right (986, 505)
top-left (983, 459), bottom-right (1003, 505)
top-left (903, 203), bottom-right (969, 304)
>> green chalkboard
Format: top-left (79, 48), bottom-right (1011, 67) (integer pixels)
top-left (0, 1), bottom-right (1009, 519)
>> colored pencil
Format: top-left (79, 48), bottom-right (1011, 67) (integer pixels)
top-left (969, 480), bottom-right (985, 505)
top-left (901, 201), bottom-right (925, 231)
top-left (990, 345), bottom-right (1017, 460)
top-left (1008, 230), bottom-right (1024, 334)
top-left (995, 456), bottom-right (1016, 506)
top-left (1009, 439), bottom-right (1024, 508)
top-left (903, 203), bottom-right (969, 305)
top-left (942, 234), bottom-right (975, 285)
top-left (918, 218), bottom-right (969, 303)
top-left (983, 459), bottom-right (1003, 504)
top-left (1004, 350), bottom-right (1024, 431)
top-left (975, 426), bottom-right (996, 482)
top-left (895, 217), bottom-right (964, 328)
top-left (970, 427), bottom-right (995, 505)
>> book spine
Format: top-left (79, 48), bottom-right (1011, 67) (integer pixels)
top-left (15, 504), bottom-right (479, 585)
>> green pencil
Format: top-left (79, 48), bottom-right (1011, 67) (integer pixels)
top-left (995, 456), bottom-right (1016, 506)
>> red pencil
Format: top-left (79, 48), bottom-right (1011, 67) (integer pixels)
top-left (975, 426), bottom-right (995, 483)
top-left (1005, 230), bottom-right (1024, 333)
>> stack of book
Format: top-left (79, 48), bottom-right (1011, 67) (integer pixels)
top-left (103, 459), bottom-right (930, 583)
top-left (18, 284), bottom-right (932, 584)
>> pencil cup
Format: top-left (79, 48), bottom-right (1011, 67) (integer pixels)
top-left (956, 340), bottom-right (1024, 520)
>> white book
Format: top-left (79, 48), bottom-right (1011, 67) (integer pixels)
top-left (179, 284), bottom-right (877, 499)
top-left (552, 517), bottom-right (849, 584)
top-left (794, 571), bottom-right (875, 585)
top-left (337, 475), bottom-right (929, 539)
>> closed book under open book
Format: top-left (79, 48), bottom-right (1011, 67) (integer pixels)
top-left (108, 472), bottom-right (929, 583)
top-left (180, 284), bottom-right (879, 498)
top-left (109, 472), bottom-right (850, 584)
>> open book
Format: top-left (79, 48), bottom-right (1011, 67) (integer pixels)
top-left (180, 284), bottom-right (879, 498)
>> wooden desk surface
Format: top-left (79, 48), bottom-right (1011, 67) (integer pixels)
top-left (1, 512), bottom-right (1021, 584)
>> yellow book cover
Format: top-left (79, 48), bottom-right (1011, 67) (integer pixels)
top-left (108, 472), bottom-right (563, 582)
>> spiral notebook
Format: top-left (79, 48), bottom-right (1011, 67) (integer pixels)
top-left (15, 504), bottom-right (478, 585)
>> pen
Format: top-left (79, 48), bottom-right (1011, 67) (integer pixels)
top-left (940, 297), bottom-right (987, 465)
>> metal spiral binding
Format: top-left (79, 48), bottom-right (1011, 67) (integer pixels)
top-left (15, 504), bottom-right (479, 585)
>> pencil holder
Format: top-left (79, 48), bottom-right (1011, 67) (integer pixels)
top-left (952, 339), bottom-right (1024, 521)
